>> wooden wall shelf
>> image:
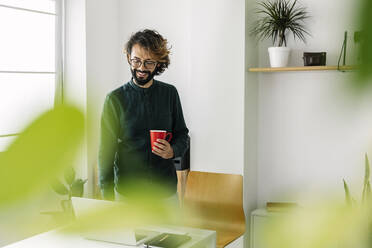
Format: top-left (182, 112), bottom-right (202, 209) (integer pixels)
top-left (249, 65), bottom-right (356, 72)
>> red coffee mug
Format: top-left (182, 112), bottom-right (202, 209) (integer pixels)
top-left (150, 130), bottom-right (172, 151)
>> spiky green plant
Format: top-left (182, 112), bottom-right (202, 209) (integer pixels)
top-left (362, 154), bottom-right (371, 205)
top-left (343, 179), bottom-right (353, 207)
top-left (250, 0), bottom-right (310, 47)
top-left (343, 154), bottom-right (371, 207)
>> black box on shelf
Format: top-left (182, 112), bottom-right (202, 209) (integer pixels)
top-left (303, 52), bottom-right (326, 66)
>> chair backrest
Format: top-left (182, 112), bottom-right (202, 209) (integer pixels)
top-left (182, 171), bottom-right (245, 248)
top-left (176, 169), bottom-right (189, 206)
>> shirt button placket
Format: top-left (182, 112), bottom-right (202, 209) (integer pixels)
top-left (143, 90), bottom-right (152, 182)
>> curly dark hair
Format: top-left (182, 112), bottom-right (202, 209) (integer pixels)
top-left (125, 29), bottom-right (171, 76)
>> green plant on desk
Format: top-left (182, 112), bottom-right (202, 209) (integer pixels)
top-left (51, 166), bottom-right (87, 213)
top-left (41, 167), bottom-right (87, 224)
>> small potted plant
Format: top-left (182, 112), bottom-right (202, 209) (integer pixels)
top-left (41, 167), bottom-right (87, 224)
top-left (250, 0), bottom-right (310, 67)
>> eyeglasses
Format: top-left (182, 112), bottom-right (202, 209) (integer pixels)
top-left (130, 58), bottom-right (158, 70)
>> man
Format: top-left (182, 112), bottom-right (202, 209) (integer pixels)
top-left (98, 29), bottom-right (189, 201)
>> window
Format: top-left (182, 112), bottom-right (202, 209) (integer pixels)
top-left (0, 0), bottom-right (63, 151)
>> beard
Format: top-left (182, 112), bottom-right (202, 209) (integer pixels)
top-left (131, 68), bottom-right (157, 86)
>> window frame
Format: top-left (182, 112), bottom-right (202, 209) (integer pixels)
top-left (0, 0), bottom-right (64, 142)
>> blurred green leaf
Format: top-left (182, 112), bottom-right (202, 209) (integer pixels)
top-left (51, 180), bottom-right (69, 196)
top-left (343, 179), bottom-right (352, 207)
top-left (64, 197), bottom-right (181, 234)
top-left (362, 154), bottom-right (371, 204)
top-left (0, 105), bottom-right (84, 205)
top-left (365, 154), bottom-right (370, 181)
top-left (358, 0), bottom-right (372, 82)
top-left (354, 31), bottom-right (362, 43)
top-left (366, 181), bottom-right (371, 201)
top-left (63, 182), bottom-right (183, 234)
top-left (71, 179), bottom-right (87, 197)
top-left (262, 204), bottom-right (370, 248)
top-left (64, 167), bottom-right (76, 186)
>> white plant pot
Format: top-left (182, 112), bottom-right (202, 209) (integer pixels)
top-left (268, 47), bottom-right (291, 67)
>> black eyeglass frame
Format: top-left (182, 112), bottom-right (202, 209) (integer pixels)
top-left (129, 58), bottom-right (158, 70)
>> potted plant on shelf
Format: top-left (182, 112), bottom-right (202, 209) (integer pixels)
top-left (250, 0), bottom-right (310, 67)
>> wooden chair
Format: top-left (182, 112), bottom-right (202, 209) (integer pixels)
top-left (176, 169), bottom-right (189, 205)
top-left (182, 171), bottom-right (246, 248)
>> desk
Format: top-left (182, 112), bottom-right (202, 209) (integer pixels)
top-left (3, 225), bottom-right (216, 248)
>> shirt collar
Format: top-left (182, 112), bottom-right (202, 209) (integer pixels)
top-left (129, 78), bottom-right (157, 92)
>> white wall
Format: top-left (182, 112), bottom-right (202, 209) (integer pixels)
top-left (86, 0), bottom-right (120, 196)
top-left (188, 0), bottom-right (245, 175)
top-left (244, 0), bottom-right (260, 246)
top-left (64, 0), bottom-right (88, 183)
top-left (64, 0), bottom-right (87, 109)
top-left (256, 0), bottom-right (372, 206)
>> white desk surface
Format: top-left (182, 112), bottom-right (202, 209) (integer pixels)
top-left (3, 225), bottom-right (216, 248)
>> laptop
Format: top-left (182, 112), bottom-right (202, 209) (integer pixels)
top-left (71, 197), bottom-right (160, 246)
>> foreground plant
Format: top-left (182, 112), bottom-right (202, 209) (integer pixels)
top-left (0, 105), bottom-right (84, 206)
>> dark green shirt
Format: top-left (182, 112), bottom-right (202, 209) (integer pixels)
top-left (98, 79), bottom-right (189, 200)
